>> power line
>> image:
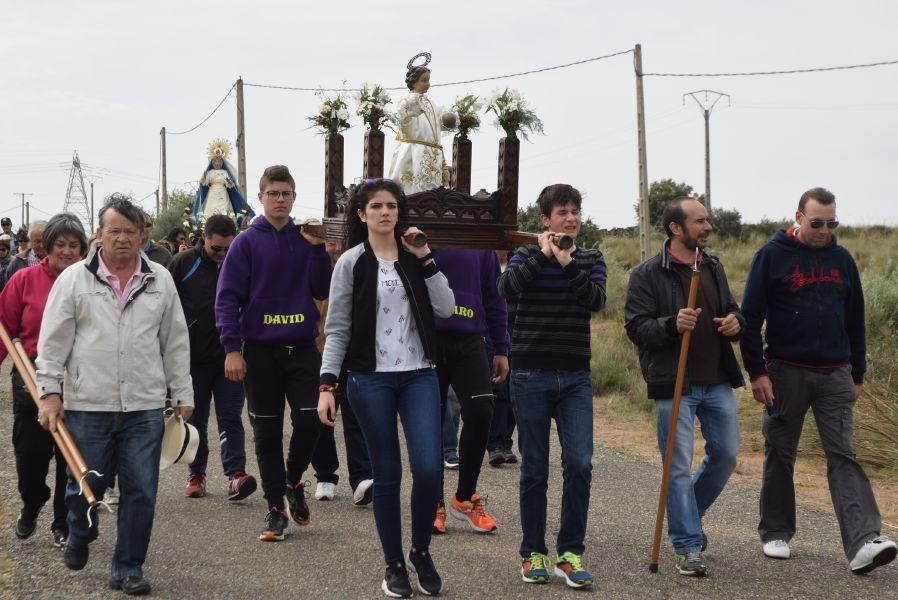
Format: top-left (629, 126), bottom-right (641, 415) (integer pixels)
top-left (645, 58), bottom-right (898, 77)
top-left (244, 49), bottom-right (634, 93)
top-left (167, 83), bottom-right (236, 135)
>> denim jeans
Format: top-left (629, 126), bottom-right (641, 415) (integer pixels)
top-left (188, 361), bottom-right (247, 477)
top-left (488, 378), bottom-right (516, 452)
top-left (510, 369), bottom-right (593, 558)
top-left (347, 368), bottom-right (442, 565)
top-left (64, 409), bottom-right (164, 580)
top-left (655, 383), bottom-right (740, 554)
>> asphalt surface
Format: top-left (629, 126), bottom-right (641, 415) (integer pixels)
top-left (2, 392), bottom-right (896, 599)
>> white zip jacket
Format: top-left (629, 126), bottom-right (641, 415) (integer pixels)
top-left (36, 246), bottom-right (193, 412)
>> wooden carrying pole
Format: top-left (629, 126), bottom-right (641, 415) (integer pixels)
top-left (649, 250), bottom-right (701, 572)
top-left (301, 224), bottom-right (572, 251)
top-left (0, 324), bottom-right (98, 507)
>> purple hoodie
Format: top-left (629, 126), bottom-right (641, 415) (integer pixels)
top-left (216, 216), bottom-right (332, 352)
top-left (432, 249), bottom-right (509, 356)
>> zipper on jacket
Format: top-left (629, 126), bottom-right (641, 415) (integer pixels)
top-left (394, 259), bottom-right (430, 360)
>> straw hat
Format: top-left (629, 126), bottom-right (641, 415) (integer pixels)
top-left (160, 412), bottom-right (199, 470)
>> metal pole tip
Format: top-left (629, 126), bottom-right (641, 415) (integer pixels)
top-left (649, 563), bottom-right (659, 573)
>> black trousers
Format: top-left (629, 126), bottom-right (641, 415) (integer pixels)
top-left (760, 361), bottom-right (882, 559)
top-left (436, 332), bottom-right (495, 503)
top-left (243, 343), bottom-right (322, 510)
top-left (487, 377), bottom-right (516, 452)
top-left (311, 377), bottom-right (372, 490)
top-left (11, 368), bottom-right (67, 531)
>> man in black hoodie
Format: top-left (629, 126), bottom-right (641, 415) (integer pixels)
top-left (169, 215), bottom-right (257, 502)
top-left (741, 187), bottom-right (895, 574)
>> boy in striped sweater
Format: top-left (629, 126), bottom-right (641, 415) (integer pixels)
top-left (497, 184), bottom-right (606, 589)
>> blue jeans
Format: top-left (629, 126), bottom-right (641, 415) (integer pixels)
top-left (64, 409), bottom-right (164, 579)
top-left (655, 383), bottom-right (740, 554)
top-left (347, 368), bottom-right (442, 565)
top-left (510, 369), bottom-right (593, 558)
top-left (441, 387), bottom-right (460, 459)
top-left (188, 361), bottom-right (247, 477)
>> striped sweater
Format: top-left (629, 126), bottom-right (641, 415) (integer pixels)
top-left (497, 244), bottom-right (607, 371)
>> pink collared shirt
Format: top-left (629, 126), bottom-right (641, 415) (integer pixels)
top-left (97, 250), bottom-right (142, 311)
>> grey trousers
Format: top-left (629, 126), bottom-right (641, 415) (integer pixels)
top-left (759, 361), bottom-right (881, 559)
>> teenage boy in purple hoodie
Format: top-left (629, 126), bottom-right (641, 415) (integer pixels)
top-left (430, 249), bottom-right (509, 535)
top-left (216, 165), bottom-right (333, 542)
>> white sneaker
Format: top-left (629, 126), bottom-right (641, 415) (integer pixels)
top-left (314, 482), bottom-right (336, 501)
top-left (353, 479), bottom-right (374, 506)
top-left (763, 539), bottom-right (791, 559)
top-left (849, 535), bottom-right (897, 574)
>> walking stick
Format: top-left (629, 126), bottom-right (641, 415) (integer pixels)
top-left (0, 322), bottom-right (111, 525)
top-left (649, 248), bottom-right (701, 573)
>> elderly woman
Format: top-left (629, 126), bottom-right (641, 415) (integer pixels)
top-left (0, 213), bottom-right (87, 548)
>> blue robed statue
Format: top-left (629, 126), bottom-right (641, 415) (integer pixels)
top-left (193, 139), bottom-right (254, 222)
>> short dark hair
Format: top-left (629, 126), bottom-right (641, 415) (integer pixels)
top-left (661, 196), bottom-right (695, 239)
top-left (536, 184), bottom-right (582, 218)
top-left (405, 66), bottom-right (430, 90)
top-left (259, 165), bottom-right (295, 192)
top-left (204, 214), bottom-right (238, 238)
top-left (42, 213), bottom-right (88, 256)
top-left (798, 187), bottom-right (836, 212)
top-left (141, 211), bottom-right (154, 229)
top-left (99, 194), bottom-right (144, 229)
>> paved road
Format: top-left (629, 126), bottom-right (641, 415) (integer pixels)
top-left (2, 400), bottom-right (896, 599)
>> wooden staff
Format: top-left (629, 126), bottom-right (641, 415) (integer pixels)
top-left (649, 248), bottom-right (701, 573)
top-left (301, 223), bottom-right (428, 248)
top-left (0, 323), bottom-right (98, 507)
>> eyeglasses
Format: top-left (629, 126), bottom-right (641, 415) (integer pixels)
top-left (263, 190), bottom-right (296, 200)
top-left (800, 212), bottom-right (839, 229)
top-left (209, 244), bottom-right (230, 253)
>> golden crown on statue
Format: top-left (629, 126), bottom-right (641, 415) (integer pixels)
top-left (206, 138), bottom-right (232, 161)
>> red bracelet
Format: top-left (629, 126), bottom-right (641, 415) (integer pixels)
top-left (318, 384), bottom-right (337, 393)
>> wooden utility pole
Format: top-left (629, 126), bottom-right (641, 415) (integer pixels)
top-left (634, 44), bottom-right (651, 263)
top-left (89, 180), bottom-right (95, 232)
top-left (25, 202), bottom-right (30, 226)
top-left (236, 77), bottom-right (248, 200)
top-left (155, 189), bottom-right (160, 216)
top-left (160, 127), bottom-right (169, 209)
top-left (683, 90), bottom-right (730, 211)
top-left (13, 193), bottom-right (32, 227)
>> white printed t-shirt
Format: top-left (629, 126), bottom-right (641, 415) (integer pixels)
top-left (375, 258), bottom-right (429, 372)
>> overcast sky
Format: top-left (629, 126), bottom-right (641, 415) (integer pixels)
top-left (2, 0), bottom-right (897, 231)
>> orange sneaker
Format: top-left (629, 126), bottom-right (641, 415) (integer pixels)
top-left (433, 505), bottom-right (447, 534)
top-left (185, 474), bottom-right (206, 498)
top-left (448, 493), bottom-right (497, 533)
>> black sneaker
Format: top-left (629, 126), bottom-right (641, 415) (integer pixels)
top-left (675, 551), bottom-right (708, 577)
top-left (108, 575), bottom-right (152, 596)
top-left (64, 539), bottom-right (90, 570)
top-left (15, 510), bottom-right (37, 540)
top-left (286, 481), bottom-right (310, 526)
top-left (488, 449), bottom-right (506, 467)
top-left (408, 548), bottom-right (443, 596)
top-left (382, 561), bottom-right (413, 598)
top-left (259, 507), bottom-right (289, 542)
top-left (502, 449), bottom-right (518, 464)
top-left (51, 526), bottom-right (68, 549)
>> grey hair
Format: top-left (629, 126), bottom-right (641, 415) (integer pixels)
top-left (28, 220), bottom-right (48, 236)
top-left (42, 213), bottom-right (87, 256)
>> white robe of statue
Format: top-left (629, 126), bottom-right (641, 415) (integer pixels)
top-left (389, 93), bottom-right (450, 194)
top-left (201, 169), bottom-right (234, 218)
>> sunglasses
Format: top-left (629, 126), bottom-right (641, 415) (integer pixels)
top-left (209, 244), bottom-right (230, 253)
top-left (800, 212), bottom-right (839, 229)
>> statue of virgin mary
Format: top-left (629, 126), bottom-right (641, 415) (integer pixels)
top-left (388, 53), bottom-right (457, 194)
top-left (193, 139), bottom-right (254, 221)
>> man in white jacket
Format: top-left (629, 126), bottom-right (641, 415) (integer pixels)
top-left (36, 195), bottom-right (193, 596)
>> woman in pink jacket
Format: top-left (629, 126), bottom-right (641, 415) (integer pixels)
top-left (0, 213), bottom-right (86, 548)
